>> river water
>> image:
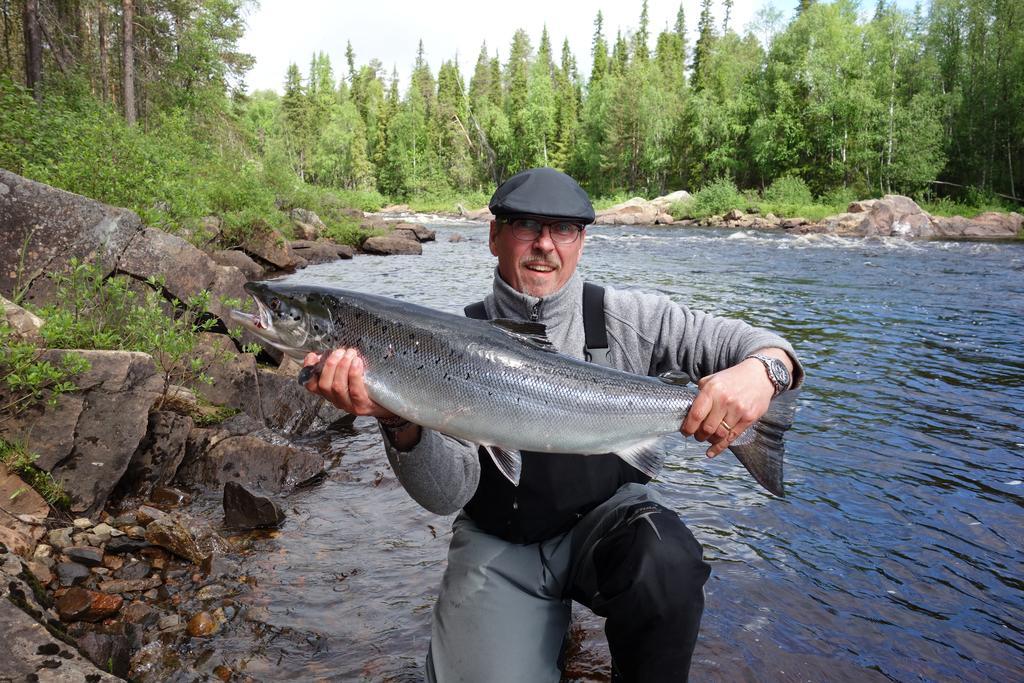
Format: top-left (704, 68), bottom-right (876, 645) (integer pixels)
top-left (211, 221), bottom-right (1024, 681)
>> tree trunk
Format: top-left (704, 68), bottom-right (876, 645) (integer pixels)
top-left (98, 1), bottom-right (109, 102)
top-left (122, 0), bottom-right (136, 124)
top-left (23, 0), bottom-right (42, 101)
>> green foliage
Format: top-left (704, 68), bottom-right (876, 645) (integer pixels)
top-left (33, 261), bottom-right (224, 407)
top-left (682, 177), bottom-right (746, 218)
top-left (0, 323), bottom-right (89, 420)
top-left (763, 176), bottom-right (813, 205)
top-left (0, 439), bottom-right (71, 509)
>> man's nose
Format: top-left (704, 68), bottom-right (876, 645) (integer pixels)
top-left (532, 226), bottom-right (556, 249)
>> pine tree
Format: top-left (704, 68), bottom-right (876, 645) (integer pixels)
top-left (591, 11), bottom-right (609, 84)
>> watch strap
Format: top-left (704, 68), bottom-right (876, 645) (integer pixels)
top-left (744, 353), bottom-right (790, 397)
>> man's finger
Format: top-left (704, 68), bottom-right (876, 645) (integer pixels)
top-left (682, 391), bottom-right (712, 436)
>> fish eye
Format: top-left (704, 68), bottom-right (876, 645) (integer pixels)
top-left (269, 297), bottom-right (281, 311)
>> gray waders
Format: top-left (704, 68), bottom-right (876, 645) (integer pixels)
top-left (425, 483), bottom-right (711, 682)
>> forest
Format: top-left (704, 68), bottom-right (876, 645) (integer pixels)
top-left (1, 0), bottom-right (1021, 235)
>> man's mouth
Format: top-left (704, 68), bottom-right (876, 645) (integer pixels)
top-left (524, 262), bottom-right (557, 273)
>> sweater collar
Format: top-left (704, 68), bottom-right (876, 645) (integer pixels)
top-left (490, 268), bottom-right (583, 323)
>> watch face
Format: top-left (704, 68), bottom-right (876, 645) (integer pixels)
top-left (768, 358), bottom-right (790, 387)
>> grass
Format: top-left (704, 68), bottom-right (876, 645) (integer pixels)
top-left (0, 438), bottom-right (70, 510)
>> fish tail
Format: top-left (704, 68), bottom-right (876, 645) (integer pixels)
top-left (727, 391), bottom-right (799, 497)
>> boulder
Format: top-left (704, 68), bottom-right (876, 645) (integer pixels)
top-left (462, 206), bottom-right (494, 221)
top-left (0, 598), bottom-right (121, 680)
top-left (654, 213), bottom-right (675, 225)
top-left (0, 462), bottom-right (49, 527)
top-left (724, 209), bottom-right (744, 221)
top-left (930, 211), bottom-right (1023, 238)
top-left (289, 208), bottom-right (327, 240)
top-left (223, 481), bottom-right (286, 529)
top-left (0, 350), bottom-right (163, 516)
top-left (390, 222), bottom-right (436, 242)
top-left (209, 249), bottom-right (264, 280)
top-left (594, 197), bottom-right (660, 226)
top-left (178, 432), bottom-right (323, 493)
top-left (289, 239), bottom-right (353, 264)
top-left (847, 199), bottom-right (877, 213)
top-left (121, 411), bottom-right (194, 496)
top-left (241, 226), bottom-right (307, 271)
top-left (381, 203), bottom-right (410, 214)
top-left (650, 190), bottom-right (691, 210)
top-left (362, 235), bottom-right (423, 255)
top-left (0, 169), bottom-right (143, 306)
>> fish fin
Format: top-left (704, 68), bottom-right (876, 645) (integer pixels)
top-left (656, 370), bottom-right (693, 386)
top-left (727, 390), bottom-right (799, 497)
top-left (296, 356), bottom-right (327, 385)
top-left (483, 445), bottom-right (522, 486)
top-left (489, 319), bottom-right (557, 352)
top-left (614, 439), bottom-right (666, 479)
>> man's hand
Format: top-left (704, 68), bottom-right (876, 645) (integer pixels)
top-left (303, 348), bottom-right (393, 419)
top-left (681, 351), bottom-right (790, 458)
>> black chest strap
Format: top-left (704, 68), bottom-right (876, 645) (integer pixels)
top-left (464, 283), bottom-right (610, 367)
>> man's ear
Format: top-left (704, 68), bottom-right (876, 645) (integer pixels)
top-left (489, 219), bottom-right (499, 256)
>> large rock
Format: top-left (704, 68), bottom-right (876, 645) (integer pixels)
top-left (390, 222), bottom-right (436, 242)
top-left (242, 226), bottom-right (306, 270)
top-left (0, 462), bottom-right (49, 523)
top-left (460, 206), bottom-right (493, 221)
top-left (289, 208), bottom-right (327, 240)
top-left (361, 235), bottom-right (423, 255)
top-left (223, 481), bottom-right (285, 529)
top-left (209, 249), bottom-right (264, 280)
top-left (594, 197), bottom-right (661, 226)
top-left (178, 431), bottom-right (323, 493)
top-left (0, 350), bottom-right (163, 515)
top-left (0, 169), bottom-right (143, 305)
top-left (930, 211), bottom-right (1023, 238)
top-left (289, 239), bottom-right (354, 264)
top-left (650, 190), bottom-right (691, 211)
top-left (54, 586), bottom-right (123, 622)
top-left (121, 411), bottom-right (194, 496)
top-left (145, 521), bottom-right (206, 563)
top-left (0, 598), bottom-right (121, 681)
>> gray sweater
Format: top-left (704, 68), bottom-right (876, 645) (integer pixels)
top-left (381, 269), bottom-right (803, 515)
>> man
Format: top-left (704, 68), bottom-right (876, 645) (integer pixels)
top-left (304, 167), bottom-right (802, 681)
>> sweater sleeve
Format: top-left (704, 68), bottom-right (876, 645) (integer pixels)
top-left (379, 425), bottom-right (481, 515)
top-left (603, 287), bottom-right (804, 387)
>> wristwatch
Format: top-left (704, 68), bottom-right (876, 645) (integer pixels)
top-left (745, 354), bottom-right (791, 397)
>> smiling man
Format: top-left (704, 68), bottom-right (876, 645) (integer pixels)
top-left (305, 167), bottom-right (803, 681)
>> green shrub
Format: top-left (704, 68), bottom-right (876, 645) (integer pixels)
top-left (0, 322), bottom-right (88, 419)
top-left (686, 177), bottom-right (746, 218)
top-left (764, 176), bottom-right (813, 205)
top-left (34, 260), bottom-right (227, 407)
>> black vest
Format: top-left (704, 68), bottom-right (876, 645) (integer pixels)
top-left (462, 283), bottom-right (650, 544)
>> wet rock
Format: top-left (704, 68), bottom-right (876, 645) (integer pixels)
top-left (97, 576), bottom-right (163, 594)
top-left (187, 610), bottom-right (222, 637)
top-left (448, 233), bottom-right (465, 242)
top-left (105, 536), bottom-right (150, 554)
top-left (136, 505), bottom-right (171, 527)
top-left (56, 561), bottom-right (92, 587)
top-left (201, 551), bottom-right (240, 579)
top-left (0, 598), bottom-right (121, 681)
top-left (55, 586), bottom-right (123, 622)
top-left (150, 485), bottom-right (191, 507)
top-left (180, 432), bottom-right (324, 493)
top-left (113, 560), bottom-right (151, 581)
top-left (196, 583), bottom-right (230, 601)
top-left (122, 600), bottom-right (160, 627)
top-left (223, 481), bottom-right (286, 530)
top-left (145, 521), bottom-right (207, 563)
top-left (123, 411), bottom-right (194, 497)
top-left (361, 234), bottom-right (423, 255)
top-left (0, 350), bottom-right (164, 516)
top-left (64, 546), bottom-right (104, 567)
top-left (77, 630), bottom-right (132, 678)
top-left (390, 221), bottom-right (436, 242)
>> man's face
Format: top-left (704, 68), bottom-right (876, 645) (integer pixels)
top-left (489, 217), bottom-right (586, 298)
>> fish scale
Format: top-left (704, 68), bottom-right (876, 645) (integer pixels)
top-left (230, 282), bottom-right (796, 496)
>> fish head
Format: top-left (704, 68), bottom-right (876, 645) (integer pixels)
top-left (230, 282), bottom-right (335, 360)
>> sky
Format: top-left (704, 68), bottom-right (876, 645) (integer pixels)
top-left (237, 0), bottom-right (802, 95)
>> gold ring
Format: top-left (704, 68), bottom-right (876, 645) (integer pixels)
top-left (720, 420), bottom-right (733, 432)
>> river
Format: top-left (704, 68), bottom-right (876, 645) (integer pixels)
top-left (209, 221), bottom-right (1024, 681)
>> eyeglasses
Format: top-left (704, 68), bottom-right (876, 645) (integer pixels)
top-left (501, 217), bottom-right (586, 245)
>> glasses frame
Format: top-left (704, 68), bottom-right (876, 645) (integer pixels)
top-left (499, 216), bottom-right (587, 245)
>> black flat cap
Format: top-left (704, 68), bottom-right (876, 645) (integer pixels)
top-left (488, 167), bottom-right (595, 224)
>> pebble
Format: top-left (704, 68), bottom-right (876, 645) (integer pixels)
top-left (110, 513), bottom-right (137, 527)
top-left (158, 614), bottom-right (181, 631)
top-left (72, 517), bottom-right (93, 530)
top-left (196, 584), bottom-right (228, 601)
top-left (127, 526), bottom-right (147, 539)
top-left (64, 545), bottom-right (104, 567)
top-left (143, 588), bottom-right (159, 600)
top-left (47, 527), bottom-right (73, 549)
top-left (16, 514), bottom-right (44, 525)
top-left (56, 561), bottom-right (91, 587)
top-left (187, 611), bottom-right (219, 637)
top-left (33, 544), bottom-right (53, 560)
